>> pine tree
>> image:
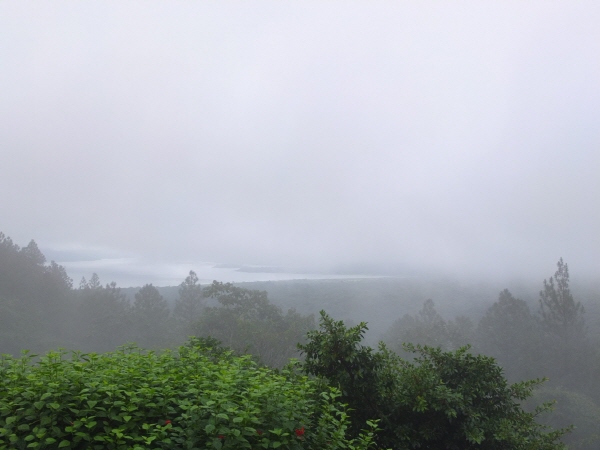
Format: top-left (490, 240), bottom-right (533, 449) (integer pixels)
top-left (174, 271), bottom-right (204, 335)
top-left (538, 258), bottom-right (588, 388)
top-left (132, 284), bottom-right (171, 348)
top-left (539, 258), bottom-right (585, 343)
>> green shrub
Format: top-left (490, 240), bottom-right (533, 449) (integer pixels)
top-left (0, 339), bottom-right (379, 450)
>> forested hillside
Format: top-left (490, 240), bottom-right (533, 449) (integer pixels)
top-left (0, 233), bottom-right (314, 366)
top-left (2, 233), bottom-right (600, 448)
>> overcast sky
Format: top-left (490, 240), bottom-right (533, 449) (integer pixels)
top-left (1, 1), bottom-right (599, 284)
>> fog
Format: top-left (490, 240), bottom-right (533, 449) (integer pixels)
top-left (1, 1), bottom-right (599, 285)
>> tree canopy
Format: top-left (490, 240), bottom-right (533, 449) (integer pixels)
top-left (300, 311), bottom-right (568, 450)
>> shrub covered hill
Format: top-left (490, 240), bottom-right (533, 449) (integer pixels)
top-left (0, 232), bottom-right (579, 449)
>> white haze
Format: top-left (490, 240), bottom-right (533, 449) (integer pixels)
top-left (1, 1), bottom-right (599, 285)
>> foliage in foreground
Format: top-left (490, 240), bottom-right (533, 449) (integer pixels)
top-left (0, 338), bottom-right (379, 450)
top-left (299, 311), bottom-right (569, 450)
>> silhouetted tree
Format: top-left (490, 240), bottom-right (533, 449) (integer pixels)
top-left (195, 281), bottom-right (314, 367)
top-left (0, 233), bottom-right (74, 353)
top-left (476, 289), bottom-right (543, 382)
top-left (384, 299), bottom-right (473, 355)
top-left (538, 258), bottom-right (590, 389)
top-left (174, 271), bottom-right (204, 336)
top-left (76, 275), bottom-right (132, 352)
top-left (20, 240), bottom-right (46, 266)
top-left (539, 258), bottom-right (585, 343)
top-left (131, 283), bottom-right (172, 348)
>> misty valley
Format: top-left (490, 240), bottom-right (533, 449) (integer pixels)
top-left (3, 0), bottom-right (599, 448)
top-left (1, 232), bottom-right (599, 449)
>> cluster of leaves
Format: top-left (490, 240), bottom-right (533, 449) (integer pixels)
top-left (0, 338), bottom-right (380, 450)
top-left (299, 311), bottom-right (568, 450)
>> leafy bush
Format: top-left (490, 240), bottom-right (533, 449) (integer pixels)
top-left (0, 339), bottom-right (379, 450)
top-left (299, 311), bottom-right (569, 450)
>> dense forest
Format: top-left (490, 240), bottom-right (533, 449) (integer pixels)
top-left (1, 232), bottom-right (599, 449)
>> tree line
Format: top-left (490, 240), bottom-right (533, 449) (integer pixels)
top-left (383, 259), bottom-right (599, 449)
top-left (2, 232), bottom-right (599, 448)
top-left (0, 233), bottom-right (314, 368)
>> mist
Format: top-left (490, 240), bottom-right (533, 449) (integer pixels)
top-left (1, 1), bottom-right (599, 285)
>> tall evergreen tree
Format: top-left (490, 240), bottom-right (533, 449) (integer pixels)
top-left (0, 233), bottom-right (74, 353)
top-left (477, 289), bottom-right (543, 382)
top-left (174, 271), bottom-right (204, 336)
top-left (539, 258), bottom-right (585, 342)
top-left (20, 240), bottom-right (46, 266)
top-left (132, 283), bottom-right (172, 348)
top-left (538, 258), bottom-right (589, 388)
top-left (76, 275), bottom-right (132, 352)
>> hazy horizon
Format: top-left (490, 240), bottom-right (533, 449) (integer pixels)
top-left (2, 2), bottom-right (599, 283)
